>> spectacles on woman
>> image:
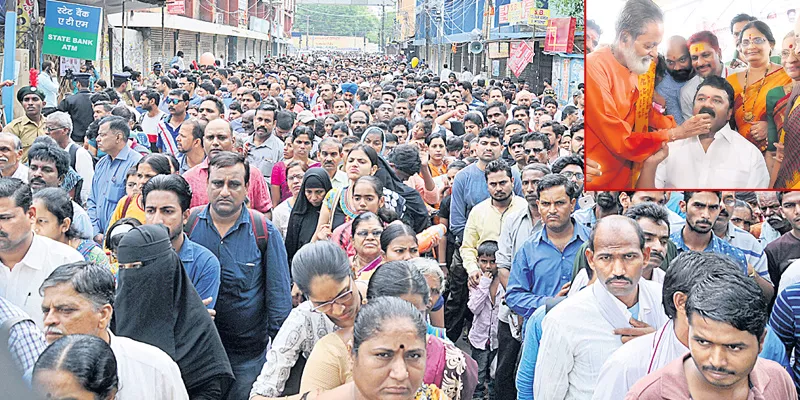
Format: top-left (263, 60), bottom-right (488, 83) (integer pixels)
top-left (311, 278), bottom-right (354, 313)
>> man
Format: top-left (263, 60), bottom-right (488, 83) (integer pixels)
top-left (572, 191), bottom-right (622, 229)
top-left (758, 191), bottom-right (792, 246)
top-left (638, 76), bottom-right (769, 188)
top-left (619, 190), bottom-right (685, 233)
top-left (394, 98), bottom-right (411, 119)
top-left (586, 19), bottom-right (602, 54)
top-left (185, 151), bottom-right (291, 400)
top-left (184, 118), bottom-right (272, 214)
top-left (495, 163), bottom-right (549, 400)
top-left (628, 270), bottom-right (795, 399)
top-left (459, 81), bottom-right (484, 110)
top-left (57, 73), bottom-right (93, 143)
top-left (0, 295), bottom-right (46, 375)
top-left (375, 101), bottom-right (394, 123)
top-left (765, 191), bottom-right (800, 290)
top-left (274, 111), bottom-right (294, 140)
top-left (0, 133), bottom-right (28, 182)
top-left (347, 110), bottom-right (370, 137)
top-left (506, 173), bottom-right (589, 321)
top-left (257, 80), bottom-right (270, 103)
top-left (43, 113), bottom-right (92, 199)
top-left (0, 178), bottom-right (83, 325)
top-left (27, 143), bottom-right (92, 238)
top-left (585, 0), bottom-right (713, 188)
top-left (92, 101), bottom-right (113, 121)
top-left (671, 191), bottom-right (748, 274)
top-left (156, 89), bottom-right (189, 156)
top-left (4, 82), bottom-right (46, 162)
top-left (445, 127), bottom-right (523, 342)
top-left (156, 77), bottom-right (175, 114)
top-left (181, 74), bottom-right (203, 106)
top-left (311, 84), bottom-right (337, 118)
top-left (485, 101), bottom-right (507, 128)
top-left (656, 36), bottom-right (695, 124)
top-left (540, 121), bottom-right (569, 164)
top-left (39, 262), bottom-right (189, 399)
top-left (198, 96), bottom-right (224, 123)
top-left (333, 99), bottom-right (351, 120)
top-left (523, 132), bottom-right (550, 165)
top-left (731, 199), bottom-right (755, 232)
top-left (570, 122), bottom-right (584, 158)
top-left (419, 100), bottom-right (437, 120)
top-left (713, 192), bottom-right (773, 298)
top-left (139, 89), bottom-right (166, 140)
top-left (142, 174), bottom-right (220, 307)
top-left (551, 155), bottom-right (585, 195)
top-left (533, 216), bottom-right (668, 399)
top-left (245, 105), bottom-right (284, 183)
top-left (594, 252), bottom-right (745, 399)
top-left (176, 118), bottom-right (207, 174)
top-left (87, 116), bottom-right (143, 242)
top-left (240, 89), bottom-right (261, 112)
top-left (508, 132), bottom-right (528, 173)
top-left (112, 72), bottom-right (135, 108)
top-left (318, 138), bottom-right (348, 190)
top-left (679, 31), bottom-right (738, 121)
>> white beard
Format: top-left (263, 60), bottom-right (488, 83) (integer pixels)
top-left (623, 45), bottom-right (653, 75)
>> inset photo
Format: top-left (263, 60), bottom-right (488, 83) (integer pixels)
top-left (585, 0), bottom-right (799, 189)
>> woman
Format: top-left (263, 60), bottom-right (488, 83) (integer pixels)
top-left (330, 177), bottom-right (398, 257)
top-left (272, 126), bottom-right (320, 205)
top-left (315, 144), bottom-right (404, 239)
top-left (425, 132), bottom-right (448, 179)
top-left (311, 297), bottom-right (446, 400)
top-left (286, 168), bottom-right (333, 266)
top-left (361, 126), bottom-right (386, 155)
top-left (114, 224), bottom-right (234, 398)
top-left (767, 31), bottom-right (800, 188)
top-left (321, 115), bottom-right (340, 137)
top-left (346, 212), bottom-right (387, 280)
top-left (412, 257), bottom-right (447, 336)
top-left (32, 188), bottom-right (111, 271)
top-left (33, 334), bottom-right (118, 400)
top-left (108, 153), bottom-right (178, 228)
top-left (251, 241), bottom-right (364, 399)
top-left (727, 21), bottom-right (792, 151)
top-left (331, 122), bottom-right (350, 142)
top-left (273, 161), bottom-right (310, 238)
top-left (303, 260), bottom-right (476, 400)
top-left (381, 222), bottom-right (421, 262)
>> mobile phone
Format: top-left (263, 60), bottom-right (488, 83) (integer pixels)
top-left (578, 195), bottom-right (595, 210)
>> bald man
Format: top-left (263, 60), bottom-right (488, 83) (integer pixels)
top-left (182, 118), bottom-right (273, 215)
top-left (656, 36), bottom-right (696, 124)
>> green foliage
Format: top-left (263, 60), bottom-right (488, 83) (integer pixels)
top-left (550, 0), bottom-right (584, 25)
top-left (295, 5), bottom-right (395, 44)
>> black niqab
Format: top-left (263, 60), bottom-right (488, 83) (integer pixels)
top-left (286, 168), bottom-right (332, 265)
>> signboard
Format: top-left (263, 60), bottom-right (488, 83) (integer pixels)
top-left (527, 8), bottom-right (550, 26)
top-left (42, 0), bottom-right (103, 60)
top-left (488, 42), bottom-right (509, 59)
top-left (507, 2), bottom-right (525, 24)
top-left (238, 0), bottom-right (248, 28)
top-left (499, 4), bottom-right (508, 24)
top-left (492, 60), bottom-right (500, 77)
top-left (544, 17), bottom-right (576, 53)
top-left (59, 56), bottom-right (82, 75)
top-left (509, 41), bottom-right (534, 77)
top-left (166, 0), bottom-right (185, 15)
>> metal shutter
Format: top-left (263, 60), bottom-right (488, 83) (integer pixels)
top-left (177, 31), bottom-right (198, 65)
top-left (214, 36), bottom-right (226, 62)
top-left (236, 37), bottom-right (246, 63)
top-left (199, 34), bottom-right (214, 59)
top-left (149, 28), bottom-right (175, 67)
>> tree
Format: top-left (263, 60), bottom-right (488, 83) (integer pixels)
top-left (551, 0), bottom-right (584, 26)
top-left (294, 5), bottom-right (383, 43)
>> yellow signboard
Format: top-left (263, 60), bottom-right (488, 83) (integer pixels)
top-left (527, 8), bottom-right (550, 26)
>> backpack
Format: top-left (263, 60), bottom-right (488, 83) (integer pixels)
top-left (184, 206), bottom-right (269, 256)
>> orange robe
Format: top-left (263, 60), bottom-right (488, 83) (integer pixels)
top-left (585, 47), bottom-right (677, 189)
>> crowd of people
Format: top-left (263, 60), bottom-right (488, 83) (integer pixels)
top-left (586, 0), bottom-right (800, 189)
top-left (0, 37), bottom-right (799, 400)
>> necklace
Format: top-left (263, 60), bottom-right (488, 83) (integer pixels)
top-left (741, 66), bottom-right (769, 123)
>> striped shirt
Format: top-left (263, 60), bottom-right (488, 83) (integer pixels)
top-left (720, 221), bottom-right (771, 282)
top-left (767, 283), bottom-right (800, 393)
top-left (0, 296), bottom-right (46, 375)
top-left (670, 228), bottom-right (748, 274)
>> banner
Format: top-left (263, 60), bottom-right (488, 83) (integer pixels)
top-left (42, 0), bottom-right (103, 60)
top-left (509, 41), bottom-right (534, 77)
top-left (507, 2), bottom-right (525, 24)
top-left (544, 17), bottom-right (576, 53)
top-left (488, 42), bottom-right (509, 59)
top-left (166, 0), bottom-right (185, 15)
top-left (499, 4), bottom-right (508, 24)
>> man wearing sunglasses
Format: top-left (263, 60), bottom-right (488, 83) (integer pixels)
top-left (156, 89), bottom-right (189, 156)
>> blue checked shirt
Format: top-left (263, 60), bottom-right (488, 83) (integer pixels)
top-left (0, 296), bottom-right (46, 375)
top-left (671, 228), bottom-right (748, 274)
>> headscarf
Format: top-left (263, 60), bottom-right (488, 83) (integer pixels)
top-left (113, 224), bottom-right (233, 392)
top-left (360, 126), bottom-right (386, 154)
top-left (285, 168), bottom-right (332, 266)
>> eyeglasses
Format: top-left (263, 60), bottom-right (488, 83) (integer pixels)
top-left (287, 174), bottom-right (304, 181)
top-left (740, 37), bottom-right (767, 47)
top-left (561, 171), bottom-right (585, 181)
top-left (166, 98), bottom-right (183, 105)
top-left (355, 228), bottom-right (383, 238)
top-left (311, 280), bottom-right (355, 313)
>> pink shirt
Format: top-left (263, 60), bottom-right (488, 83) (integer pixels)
top-left (182, 159), bottom-right (273, 213)
top-left (625, 353), bottom-right (797, 400)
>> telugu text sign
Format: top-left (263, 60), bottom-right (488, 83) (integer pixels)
top-left (509, 41), bottom-right (534, 77)
top-left (42, 0), bottom-right (103, 60)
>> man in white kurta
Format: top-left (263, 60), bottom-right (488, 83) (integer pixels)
top-left (533, 216), bottom-right (669, 400)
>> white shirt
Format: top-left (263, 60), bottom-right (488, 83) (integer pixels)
top-left (141, 110), bottom-right (167, 136)
top-left (4, 163), bottom-right (29, 183)
top-left (0, 234), bottom-right (83, 327)
top-left (272, 199), bottom-right (292, 238)
top-left (591, 320), bottom-right (687, 400)
top-left (679, 66), bottom-right (738, 122)
top-left (108, 332), bottom-right (189, 400)
top-left (533, 280), bottom-right (668, 400)
top-left (654, 124), bottom-right (769, 188)
top-left (65, 142), bottom-right (94, 204)
top-left (778, 259), bottom-right (800, 295)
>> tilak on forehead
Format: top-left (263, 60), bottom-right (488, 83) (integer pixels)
top-left (690, 43), bottom-right (706, 53)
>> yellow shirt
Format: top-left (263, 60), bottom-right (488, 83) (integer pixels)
top-left (461, 195), bottom-right (527, 275)
top-left (107, 194), bottom-right (146, 234)
top-left (300, 332), bottom-right (352, 393)
top-left (3, 114), bottom-right (45, 162)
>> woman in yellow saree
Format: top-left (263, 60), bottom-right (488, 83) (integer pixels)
top-left (766, 32), bottom-right (800, 188)
top-left (727, 21), bottom-right (792, 152)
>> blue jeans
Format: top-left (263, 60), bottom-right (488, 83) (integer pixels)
top-left (471, 345), bottom-right (497, 399)
top-left (225, 351), bottom-right (266, 400)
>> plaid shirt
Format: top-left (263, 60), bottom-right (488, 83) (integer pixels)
top-left (311, 100), bottom-right (353, 119)
top-left (0, 296), bottom-right (47, 374)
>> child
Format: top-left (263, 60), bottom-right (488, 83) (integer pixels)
top-left (467, 240), bottom-right (503, 400)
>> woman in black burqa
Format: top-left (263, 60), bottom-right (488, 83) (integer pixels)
top-left (114, 224), bottom-right (234, 399)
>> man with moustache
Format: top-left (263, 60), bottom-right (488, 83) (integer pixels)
top-left (311, 84), bottom-right (338, 118)
top-left (586, 0), bottom-right (714, 189)
top-left (569, 122), bottom-right (584, 158)
top-left (712, 192), bottom-right (773, 299)
top-left (671, 191), bottom-right (748, 274)
top-left (656, 36), bottom-right (696, 124)
top-left (0, 133), bottom-right (28, 182)
top-left (679, 31), bottom-right (740, 122)
top-left (317, 138), bottom-right (348, 190)
top-left (764, 191), bottom-right (800, 291)
top-left (637, 76), bottom-right (769, 188)
top-left (757, 191), bottom-right (792, 246)
top-left (176, 118), bottom-right (207, 174)
top-left (245, 104), bottom-right (284, 183)
top-left (495, 163), bottom-right (549, 400)
top-left (586, 19), bottom-right (602, 54)
top-left (156, 89), bottom-right (189, 157)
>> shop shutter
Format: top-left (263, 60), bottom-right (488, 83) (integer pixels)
top-left (149, 28), bottom-right (175, 67)
top-left (177, 31), bottom-right (198, 65)
top-left (236, 37), bottom-right (246, 63)
top-left (199, 34), bottom-right (214, 59)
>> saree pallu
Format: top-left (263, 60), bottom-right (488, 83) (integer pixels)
top-left (766, 84), bottom-right (793, 152)
top-left (775, 95), bottom-right (800, 188)
top-left (728, 68), bottom-right (792, 151)
top-left (424, 335), bottom-right (478, 400)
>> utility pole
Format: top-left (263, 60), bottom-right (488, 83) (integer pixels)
top-left (425, 0), bottom-right (431, 63)
top-left (306, 15), bottom-right (310, 49)
top-left (161, 5), bottom-right (165, 61)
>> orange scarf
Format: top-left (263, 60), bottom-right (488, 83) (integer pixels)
top-left (630, 60), bottom-right (657, 186)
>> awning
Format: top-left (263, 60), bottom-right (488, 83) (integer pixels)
top-left (108, 11), bottom-right (270, 41)
top-left (69, 0), bottom-right (162, 15)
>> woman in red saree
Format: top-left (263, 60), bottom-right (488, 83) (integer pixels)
top-left (767, 32), bottom-right (800, 188)
top-left (727, 21), bottom-right (792, 151)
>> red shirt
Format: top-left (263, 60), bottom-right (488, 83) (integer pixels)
top-left (182, 158), bottom-right (273, 213)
